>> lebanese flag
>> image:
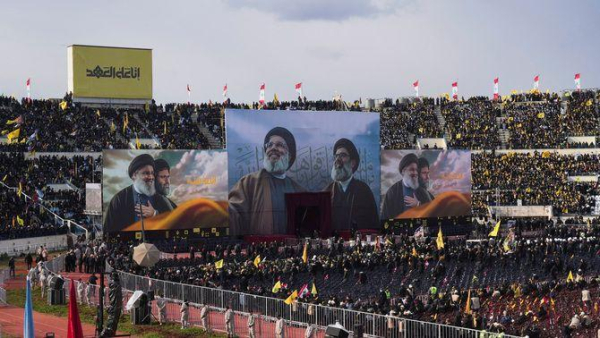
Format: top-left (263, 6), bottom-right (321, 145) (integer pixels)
top-left (493, 77), bottom-right (499, 100)
top-left (413, 80), bottom-right (419, 97)
top-left (298, 284), bottom-right (309, 298)
top-left (295, 82), bottom-right (303, 98)
top-left (222, 84), bottom-right (228, 97)
top-left (574, 73), bottom-right (581, 90)
top-left (533, 75), bottom-right (539, 90)
top-left (259, 83), bottom-right (266, 104)
top-left (452, 82), bottom-right (458, 100)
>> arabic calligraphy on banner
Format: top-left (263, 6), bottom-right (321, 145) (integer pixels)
top-left (232, 144), bottom-right (378, 192)
top-left (86, 66), bottom-right (141, 80)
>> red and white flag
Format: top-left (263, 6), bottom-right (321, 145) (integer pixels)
top-left (26, 78), bottom-right (31, 100)
top-left (186, 84), bottom-right (191, 103)
top-left (222, 84), bottom-right (228, 98)
top-left (451, 82), bottom-right (458, 100)
top-left (493, 77), bottom-right (499, 100)
top-left (413, 80), bottom-right (419, 97)
top-left (574, 73), bottom-right (581, 90)
top-left (295, 82), bottom-right (303, 98)
top-left (259, 83), bottom-right (266, 104)
top-left (533, 75), bottom-right (539, 90)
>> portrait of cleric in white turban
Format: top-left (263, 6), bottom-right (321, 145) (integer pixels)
top-left (227, 109), bottom-right (380, 236)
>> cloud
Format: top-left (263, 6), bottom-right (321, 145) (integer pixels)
top-left (224, 0), bottom-right (409, 21)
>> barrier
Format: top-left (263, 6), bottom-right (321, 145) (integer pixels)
top-left (44, 255), bottom-right (523, 337)
top-left (0, 286), bottom-right (6, 304)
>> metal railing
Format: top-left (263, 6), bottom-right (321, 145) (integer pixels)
top-left (0, 241), bottom-right (68, 256)
top-left (115, 271), bottom-right (523, 338)
top-left (0, 286), bottom-right (6, 305)
top-left (0, 269), bottom-right (10, 287)
top-left (42, 254), bottom-right (523, 337)
top-left (0, 182), bottom-right (89, 240)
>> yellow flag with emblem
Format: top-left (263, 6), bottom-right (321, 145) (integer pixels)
top-left (59, 101), bottom-right (68, 110)
top-left (436, 227), bottom-right (444, 250)
top-left (272, 281), bottom-right (282, 293)
top-left (302, 242), bottom-right (308, 263)
top-left (567, 270), bottom-right (574, 282)
top-left (215, 259), bottom-right (224, 269)
top-left (7, 128), bottom-right (20, 144)
top-left (17, 182), bottom-right (23, 197)
top-left (253, 255), bottom-right (261, 268)
top-left (135, 135), bottom-right (141, 150)
top-left (17, 215), bottom-right (24, 226)
top-left (284, 290), bottom-right (298, 305)
top-left (311, 282), bottom-right (318, 296)
top-left (489, 221), bottom-right (501, 237)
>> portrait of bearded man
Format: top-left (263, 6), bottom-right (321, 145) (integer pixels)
top-left (229, 127), bottom-right (306, 235)
top-left (103, 154), bottom-right (173, 233)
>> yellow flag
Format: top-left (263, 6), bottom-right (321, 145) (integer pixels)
top-left (17, 182), bottom-right (22, 197)
top-left (272, 281), bottom-right (282, 293)
top-left (2, 174), bottom-right (7, 182)
top-left (7, 128), bottom-right (20, 143)
top-left (567, 271), bottom-right (574, 282)
top-left (135, 135), bottom-right (141, 150)
top-left (586, 99), bottom-right (593, 107)
top-left (59, 101), bottom-right (68, 110)
top-left (465, 290), bottom-right (471, 314)
top-left (96, 109), bottom-right (101, 117)
top-left (215, 259), bottom-right (224, 269)
top-left (311, 282), bottom-right (318, 296)
top-left (284, 290), bottom-right (298, 305)
top-left (110, 121), bottom-right (116, 133)
top-left (436, 227), bottom-right (444, 250)
top-left (123, 113), bottom-right (129, 133)
top-left (6, 117), bottom-right (20, 125)
top-left (274, 93), bottom-right (279, 105)
top-left (537, 112), bottom-right (545, 119)
top-left (17, 215), bottom-right (24, 226)
top-left (455, 133), bottom-right (461, 139)
top-left (302, 242), bottom-right (308, 263)
top-left (412, 247), bottom-right (418, 257)
top-left (489, 221), bottom-right (501, 237)
top-left (253, 255), bottom-right (261, 268)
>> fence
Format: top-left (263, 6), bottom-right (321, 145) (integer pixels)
top-left (44, 255), bottom-right (522, 338)
top-left (0, 286), bottom-right (6, 305)
top-left (0, 241), bottom-right (68, 256)
top-left (0, 269), bottom-right (10, 288)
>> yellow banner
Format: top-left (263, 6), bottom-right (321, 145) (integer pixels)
top-left (70, 45), bottom-right (152, 99)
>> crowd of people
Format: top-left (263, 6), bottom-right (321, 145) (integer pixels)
top-left (471, 151), bottom-right (600, 215)
top-left (98, 218), bottom-right (598, 337)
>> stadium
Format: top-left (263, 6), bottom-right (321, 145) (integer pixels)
top-left (1, 3), bottom-right (599, 338)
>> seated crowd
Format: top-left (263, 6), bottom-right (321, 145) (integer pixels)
top-left (100, 218), bottom-right (600, 337)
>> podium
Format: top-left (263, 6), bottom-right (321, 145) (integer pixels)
top-left (47, 288), bottom-right (66, 305)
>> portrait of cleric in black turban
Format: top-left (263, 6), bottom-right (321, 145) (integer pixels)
top-left (103, 154), bottom-right (173, 233)
top-left (229, 127), bottom-right (306, 236)
top-left (323, 138), bottom-right (379, 231)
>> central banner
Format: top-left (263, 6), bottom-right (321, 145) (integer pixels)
top-left (227, 109), bottom-right (380, 236)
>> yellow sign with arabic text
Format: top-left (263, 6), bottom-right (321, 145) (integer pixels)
top-left (68, 45), bottom-right (152, 99)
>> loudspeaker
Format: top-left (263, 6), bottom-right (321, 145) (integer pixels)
top-left (325, 326), bottom-right (349, 338)
top-left (131, 305), bottom-right (151, 325)
top-left (47, 289), bottom-right (66, 305)
top-left (48, 276), bottom-right (65, 290)
top-left (147, 290), bottom-right (155, 301)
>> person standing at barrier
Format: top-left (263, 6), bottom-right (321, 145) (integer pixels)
top-left (8, 256), bottom-right (15, 277)
top-left (76, 278), bottom-right (84, 304)
top-left (156, 292), bottom-right (168, 325)
top-left (39, 266), bottom-right (47, 297)
top-left (276, 315), bottom-right (285, 338)
top-left (180, 300), bottom-right (189, 329)
top-left (247, 312), bottom-right (256, 338)
top-left (225, 306), bottom-right (234, 337)
top-left (200, 303), bottom-right (210, 332)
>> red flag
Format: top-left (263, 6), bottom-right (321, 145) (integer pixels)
top-left (26, 78), bottom-right (31, 87)
top-left (222, 84), bottom-right (228, 97)
top-left (295, 82), bottom-right (303, 98)
top-left (413, 80), bottom-right (419, 97)
top-left (67, 281), bottom-right (84, 338)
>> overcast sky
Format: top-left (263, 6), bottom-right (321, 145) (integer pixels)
top-left (1, 0), bottom-right (598, 103)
